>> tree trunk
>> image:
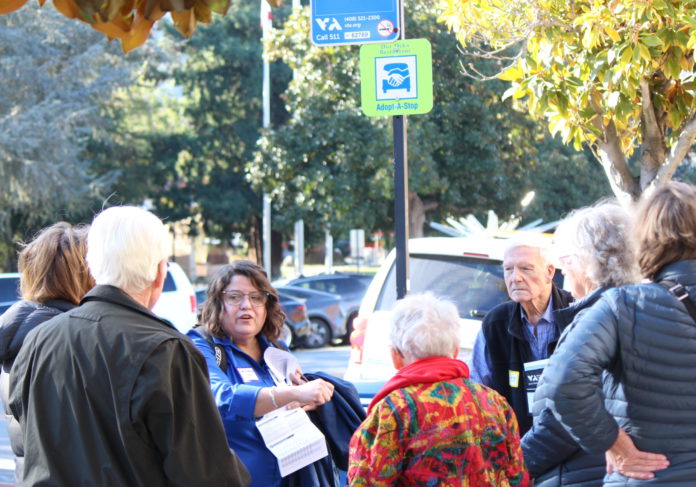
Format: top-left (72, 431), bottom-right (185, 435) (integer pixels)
top-left (271, 230), bottom-right (283, 280)
top-left (247, 217), bottom-right (262, 265)
top-left (593, 119), bottom-right (640, 205)
top-left (408, 192), bottom-right (438, 238)
top-left (597, 81), bottom-right (696, 202)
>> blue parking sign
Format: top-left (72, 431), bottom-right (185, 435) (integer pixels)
top-left (311, 0), bottom-right (401, 46)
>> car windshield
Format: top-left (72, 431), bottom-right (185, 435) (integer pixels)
top-left (375, 255), bottom-right (508, 319)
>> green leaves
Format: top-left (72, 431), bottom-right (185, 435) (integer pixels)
top-left (438, 0), bottom-right (696, 197)
top-left (249, 0), bottom-right (610, 237)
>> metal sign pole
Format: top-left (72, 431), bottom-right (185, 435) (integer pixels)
top-left (393, 0), bottom-right (408, 300)
top-left (393, 115), bottom-right (409, 299)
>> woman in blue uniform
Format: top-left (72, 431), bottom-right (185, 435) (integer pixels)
top-left (187, 260), bottom-right (334, 487)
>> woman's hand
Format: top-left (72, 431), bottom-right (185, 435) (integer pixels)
top-left (288, 364), bottom-right (305, 385)
top-left (606, 428), bottom-right (669, 479)
top-left (294, 378), bottom-right (334, 407)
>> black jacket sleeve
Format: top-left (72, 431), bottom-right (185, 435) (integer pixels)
top-left (131, 339), bottom-right (251, 487)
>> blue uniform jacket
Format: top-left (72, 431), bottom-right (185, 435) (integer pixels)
top-left (187, 329), bottom-right (284, 487)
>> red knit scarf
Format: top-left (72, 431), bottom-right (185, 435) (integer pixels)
top-left (368, 356), bottom-right (470, 413)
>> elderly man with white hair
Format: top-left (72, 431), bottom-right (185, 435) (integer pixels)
top-left (347, 293), bottom-right (529, 487)
top-left (9, 206), bottom-right (250, 486)
top-left (470, 233), bottom-right (573, 435)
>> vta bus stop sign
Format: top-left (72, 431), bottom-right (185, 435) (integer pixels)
top-left (310, 0), bottom-right (401, 46)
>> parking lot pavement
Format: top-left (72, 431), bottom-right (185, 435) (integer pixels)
top-left (294, 345), bottom-right (350, 379)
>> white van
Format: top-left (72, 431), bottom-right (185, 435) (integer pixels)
top-left (152, 262), bottom-right (197, 333)
top-left (344, 234), bottom-right (555, 407)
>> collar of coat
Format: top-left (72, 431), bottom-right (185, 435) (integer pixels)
top-left (80, 285), bottom-right (177, 331)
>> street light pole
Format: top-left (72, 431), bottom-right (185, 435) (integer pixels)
top-left (261, 0), bottom-right (272, 275)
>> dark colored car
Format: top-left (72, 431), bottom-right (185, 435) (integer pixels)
top-left (195, 287), bottom-right (311, 349)
top-left (0, 273), bottom-right (21, 314)
top-left (279, 273), bottom-right (373, 343)
top-left (275, 286), bottom-right (345, 349)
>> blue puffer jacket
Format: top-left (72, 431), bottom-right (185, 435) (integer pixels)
top-left (543, 260), bottom-right (696, 486)
top-left (521, 287), bottom-right (607, 487)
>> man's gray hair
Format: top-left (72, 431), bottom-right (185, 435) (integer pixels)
top-left (504, 232), bottom-right (553, 264)
top-left (86, 206), bottom-right (169, 294)
top-left (389, 293), bottom-right (460, 362)
top-left (554, 200), bottom-right (639, 287)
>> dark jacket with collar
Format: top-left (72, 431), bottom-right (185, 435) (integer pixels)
top-left (0, 299), bottom-right (76, 482)
top-left (288, 372), bottom-right (366, 487)
top-left (521, 287), bottom-right (608, 487)
top-left (9, 285), bottom-right (250, 487)
top-left (479, 283), bottom-right (573, 435)
top-left (544, 260), bottom-right (696, 486)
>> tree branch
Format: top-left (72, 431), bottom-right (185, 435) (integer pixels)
top-left (649, 112), bottom-right (696, 190)
top-left (456, 41), bottom-right (526, 81)
top-left (638, 78), bottom-right (666, 184)
top-left (591, 117), bottom-right (640, 203)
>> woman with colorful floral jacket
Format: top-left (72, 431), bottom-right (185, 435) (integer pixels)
top-left (347, 293), bottom-right (529, 487)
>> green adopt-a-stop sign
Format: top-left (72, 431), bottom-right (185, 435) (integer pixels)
top-left (359, 38), bottom-right (433, 117)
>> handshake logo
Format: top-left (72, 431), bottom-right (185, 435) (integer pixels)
top-left (382, 63), bottom-right (410, 92)
top-left (376, 56), bottom-right (417, 101)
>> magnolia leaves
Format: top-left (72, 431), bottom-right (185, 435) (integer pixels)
top-left (440, 0), bottom-right (696, 156)
top-left (0, 0), bottom-right (283, 52)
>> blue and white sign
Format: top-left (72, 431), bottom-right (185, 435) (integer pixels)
top-left (376, 57), bottom-right (416, 101)
top-left (310, 0), bottom-right (401, 46)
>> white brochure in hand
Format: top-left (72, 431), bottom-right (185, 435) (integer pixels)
top-left (256, 406), bottom-right (328, 477)
top-left (264, 347), bottom-right (300, 386)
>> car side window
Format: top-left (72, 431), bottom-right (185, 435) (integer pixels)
top-left (334, 280), bottom-right (354, 294)
top-left (163, 271), bottom-right (176, 292)
top-left (0, 277), bottom-right (20, 302)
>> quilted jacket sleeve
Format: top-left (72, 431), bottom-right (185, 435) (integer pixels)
top-left (543, 296), bottom-right (620, 454)
top-left (521, 404), bottom-right (581, 477)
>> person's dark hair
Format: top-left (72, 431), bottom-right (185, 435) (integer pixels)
top-left (634, 181), bottom-right (696, 280)
top-left (201, 260), bottom-right (285, 342)
top-left (18, 222), bottom-right (94, 305)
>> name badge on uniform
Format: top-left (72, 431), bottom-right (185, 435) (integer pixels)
top-left (509, 370), bottom-right (520, 388)
top-left (237, 367), bottom-right (259, 383)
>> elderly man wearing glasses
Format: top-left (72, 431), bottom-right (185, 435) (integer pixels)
top-left (187, 260), bottom-right (335, 487)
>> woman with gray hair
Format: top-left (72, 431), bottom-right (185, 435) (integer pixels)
top-left (521, 200), bottom-right (642, 486)
top-left (348, 293), bottom-right (529, 486)
top-left (541, 181), bottom-right (696, 485)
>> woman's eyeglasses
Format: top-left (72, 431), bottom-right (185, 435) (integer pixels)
top-left (221, 291), bottom-right (270, 307)
top-left (558, 254), bottom-right (576, 267)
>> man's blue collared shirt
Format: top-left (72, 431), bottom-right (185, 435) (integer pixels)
top-left (470, 297), bottom-right (558, 385)
top-left (520, 301), bottom-right (557, 361)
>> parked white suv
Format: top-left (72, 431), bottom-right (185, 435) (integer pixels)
top-left (344, 234), bottom-right (555, 407)
top-left (152, 262), bottom-right (197, 333)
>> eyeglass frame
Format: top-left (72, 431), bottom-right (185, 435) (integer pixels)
top-left (220, 290), bottom-right (271, 307)
top-left (557, 254), bottom-right (577, 267)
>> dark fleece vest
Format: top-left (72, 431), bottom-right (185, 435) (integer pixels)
top-left (481, 284), bottom-right (573, 435)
